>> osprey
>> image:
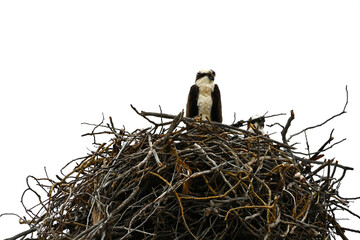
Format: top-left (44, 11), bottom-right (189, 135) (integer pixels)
top-left (247, 115), bottom-right (265, 134)
top-left (186, 69), bottom-right (222, 123)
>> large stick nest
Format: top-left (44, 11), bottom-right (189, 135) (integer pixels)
top-left (6, 104), bottom-right (360, 240)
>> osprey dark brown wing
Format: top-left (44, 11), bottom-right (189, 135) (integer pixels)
top-left (211, 84), bottom-right (222, 123)
top-left (186, 84), bottom-right (199, 118)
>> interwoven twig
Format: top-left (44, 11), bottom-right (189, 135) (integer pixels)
top-left (5, 105), bottom-right (358, 240)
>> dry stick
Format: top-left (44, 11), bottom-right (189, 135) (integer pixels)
top-left (131, 104), bottom-right (174, 128)
top-left (293, 138), bottom-right (346, 158)
top-left (225, 196), bottom-right (279, 221)
top-left (289, 85), bottom-right (349, 141)
top-left (321, 138), bottom-right (347, 154)
top-left (332, 202), bottom-right (360, 220)
top-left (305, 159), bottom-right (333, 180)
top-left (280, 110), bottom-right (301, 171)
top-left (310, 129), bottom-right (335, 160)
top-left (115, 133), bottom-right (139, 159)
top-left (148, 134), bottom-right (162, 166)
top-left (76, 177), bottom-right (140, 238)
top-left (148, 171), bottom-right (198, 240)
top-left (73, 219), bottom-right (105, 240)
top-left (154, 110), bottom-right (183, 146)
top-left (81, 131), bottom-right (114, 137)
top-left (4, 227), bottom-right (37, 240)
top-left (304, 131), bottom-right (311, 158)
top-left (330, 214), bottom-right (349, 240)
top-left (134, 111), bottom-right (183, 169)
top-left (341, 227), bottom-right (360, 234)
top-left (22, 176), bottom-right (48, 221)
top-left (297, 158), bottom-right (353, 171)
top-left (103, 187), bottom-right (140, 230)
top-left (130, 104), bottom-right (158, 126)
top-left (281, 110), bottom-right (295, 145)
top-left (194, 143), bottom-right (237, 197)
top-left (139, 109), bottom-right (294, 149)
top-left (180, 170), bottom-right (247, 201)
top-left (91, 112), bottom-right (105, 144)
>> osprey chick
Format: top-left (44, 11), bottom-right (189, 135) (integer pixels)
top-left (247, 115), bottom-right (265, 134)
top-left (186, 69), bottom-right (222, 123)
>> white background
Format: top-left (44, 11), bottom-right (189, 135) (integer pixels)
top-left (1, 1), bottom-right (359, 239)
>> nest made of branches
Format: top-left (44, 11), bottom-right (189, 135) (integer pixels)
top-left (6, 105), bottom-right (360, 240)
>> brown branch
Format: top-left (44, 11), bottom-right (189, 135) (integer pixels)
top-left (281, 110), bottom-right (295, 145)
top-left (310, 129), bottom-right (335, 160)
top-left (4, 227), bottom-right (37, 240)
top-left (140, 109), bottom-right (294, 149)
top-left (289, 86), bottom-right (348, 141)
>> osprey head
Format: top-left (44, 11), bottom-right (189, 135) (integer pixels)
top-left (196, 69), bottom-right (216, 82)
top-left (249, 115), bottom-right (265, 128)
top-left (248, 115), bottom-right (265, 134)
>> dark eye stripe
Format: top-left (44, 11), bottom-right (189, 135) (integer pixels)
top-left (196, 73), bottom-right (206, 79)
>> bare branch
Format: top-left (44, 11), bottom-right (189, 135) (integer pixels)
top-left (4, 227), bottom-right (37, 240)
top-left (289, 86), bottom-right (349, 141)
top-left (282, 110), bottom-right (295, 145)
top-left (310, 129), bottom-right (335, 160)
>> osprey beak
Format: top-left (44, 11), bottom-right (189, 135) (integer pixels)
top-left (209, 75), bottom-right (215, 81)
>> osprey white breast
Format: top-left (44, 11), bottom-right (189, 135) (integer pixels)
top-left (196, 77), bottom-right (215, 121)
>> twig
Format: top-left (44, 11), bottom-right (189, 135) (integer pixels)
top-left (310, 129), bottom-right (335, 160)
top-left (289, 86), bottom-right (348, 141)
top-left (4, 227), bottom-right (37, 240)
top-left (281, 110), bottom-right (295, 145)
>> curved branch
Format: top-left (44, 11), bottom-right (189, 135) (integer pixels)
top-left (289, 86), bottom-right (348, 141)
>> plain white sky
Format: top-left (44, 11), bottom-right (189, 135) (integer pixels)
top-left (1, 1), bottom-right (359, 239)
